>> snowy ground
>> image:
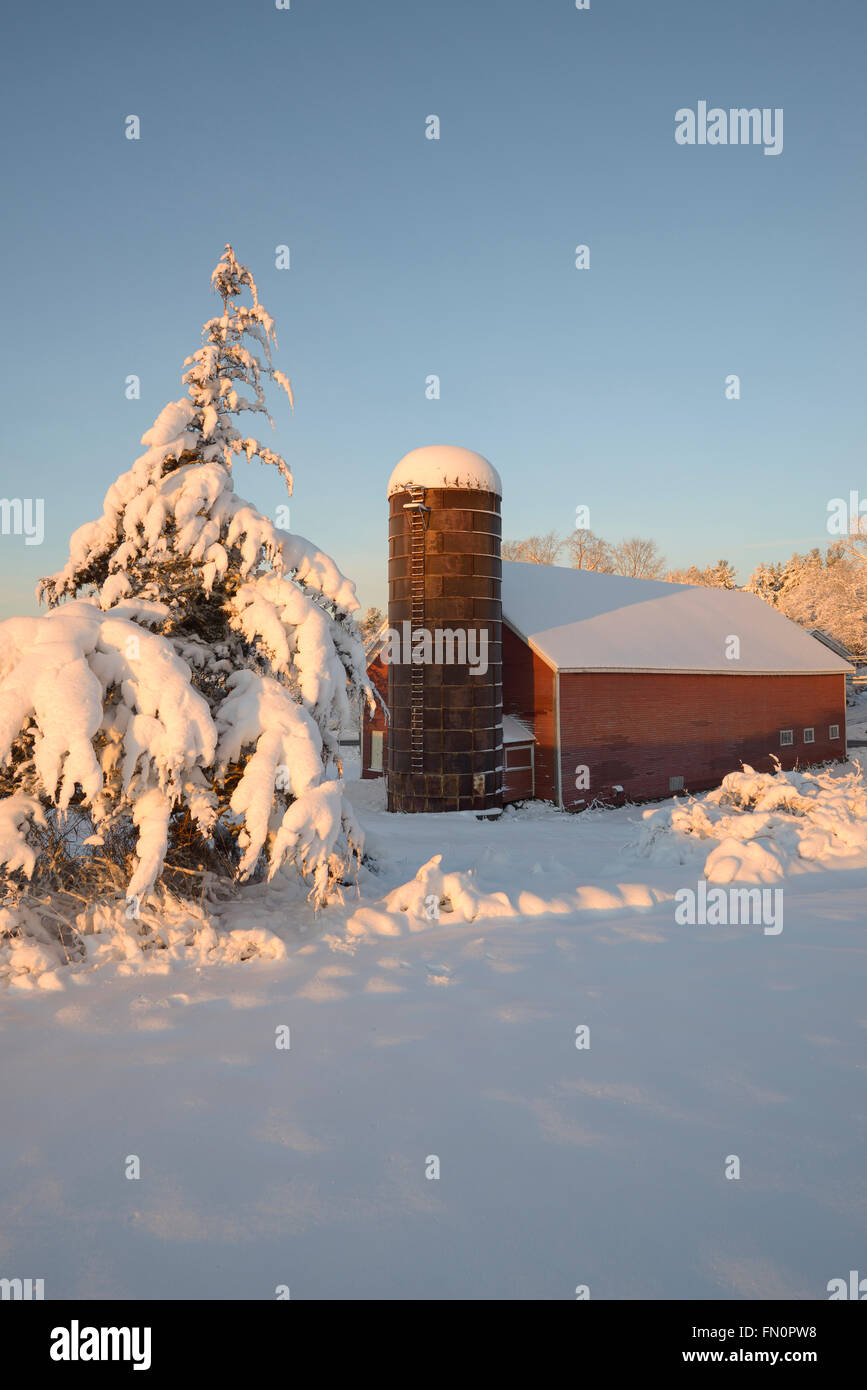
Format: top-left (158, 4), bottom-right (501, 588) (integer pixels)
top-left (847, 683), bottom-right (867, 745)
top-left (2, 765), bottom-right (866, 1300)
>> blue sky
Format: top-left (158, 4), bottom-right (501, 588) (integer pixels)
top-left (1, 0), bottom-right (864, 616)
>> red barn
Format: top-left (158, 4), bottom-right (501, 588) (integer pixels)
top-left (361, 445), bottom-right (852, 812)
top-left (500, 560), bottom-right (851, 808)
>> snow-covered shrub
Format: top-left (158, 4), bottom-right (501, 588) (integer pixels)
top-left (0, 246), bottom-right (372, 924)
top-left (632, 758), bottom-right (867, 881)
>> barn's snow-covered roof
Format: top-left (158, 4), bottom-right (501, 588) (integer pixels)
top-left (387, 446), bottom-right (502, 498)
top-left (502, 562), bottom-right (854, 675)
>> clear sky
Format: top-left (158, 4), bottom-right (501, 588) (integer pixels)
top-left (1, 0), bottom-right (864, 617)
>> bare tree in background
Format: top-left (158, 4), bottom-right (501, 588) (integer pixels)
top-left (840, 519), bottom-right (867, 570)
top-left (502, 530), bottom-right (563, 564)
top-left (564, 528), bottom-right (614, 572)
top-left (610, 536), bottom-right (666, 579)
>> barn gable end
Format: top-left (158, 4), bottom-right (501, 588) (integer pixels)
top-left (502, 620), bottom-right (557, 802)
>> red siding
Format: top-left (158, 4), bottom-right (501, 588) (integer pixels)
top-left (361, 654), bottom-right (389, 779)
top-left (502, 623), bottom-right (557, 801)
top-left (503, 742), bottom-right (535, 803)
top-left (558, 670), bottom-right (847, 807)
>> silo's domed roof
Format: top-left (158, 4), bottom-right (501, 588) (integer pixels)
top-left (387, 445), bottom-right (502, 498)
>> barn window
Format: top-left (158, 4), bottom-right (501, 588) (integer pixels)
top-left (669, 776), bottom-right (684, 791)
top-left (830, 724), bottom-right (841, 740)
top-left (779, 729), bottom-right (794, 746)
top-left (803, 727), bottom-right (815, 744)
top-left (370, 730), bottom-right (383, 772)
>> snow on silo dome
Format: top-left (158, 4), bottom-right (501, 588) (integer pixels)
top-left (387, 445), bottom-right (502, 498)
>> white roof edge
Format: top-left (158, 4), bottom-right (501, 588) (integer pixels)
top-left (523, 636), bottom-right (561, 673)
top-left (520, 632), bottom-right (853, 676)
top-left (552, 665), bottom-right (854, 676)
top-left (519, 631), bottom-right (853, 676)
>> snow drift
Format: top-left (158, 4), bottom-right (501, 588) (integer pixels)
top-left (632, 758), bottom-right (867, 882)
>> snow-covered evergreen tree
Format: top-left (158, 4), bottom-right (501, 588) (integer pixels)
top-left (706, 559), bottom-right (737, 589)
top-left (666, 560), bottom-right (738, 588)
top-left (745, 560), bottom-right (784, 604)
top-left (775, 546), bottom-right (867, 659)
top-left (745, 547), bottom-right (867, 659)
top-left (0, 246), bottom-right (372, 910)
top-left (664, 564), bottom-right (706, 585)
top-left (358, 606), bottom-right (385, 648)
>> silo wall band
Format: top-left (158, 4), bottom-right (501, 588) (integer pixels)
top-left (387, 486), bottom-right (503, 813)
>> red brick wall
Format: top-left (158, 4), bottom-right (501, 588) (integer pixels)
top-left (361, 654), bottom-right (389, 779)
top-left (502, 623), bottom-right (557, 801)
top-left (558, 670), bottom-right (847, 807)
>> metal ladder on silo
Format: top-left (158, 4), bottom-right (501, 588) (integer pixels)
top-left (408, 486), bottom-right (426, 773)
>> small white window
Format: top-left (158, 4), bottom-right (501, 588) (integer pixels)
top-left (803, 727), bottom-right (815, 744)
top-left (669, 775), bottom-right (684, 792)
top-left (370, 730), bottom-right (383, 772)
top-left (830, 724), bottom-right (841, 740)
top-left (779, 729), bottom-right (794, 746)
